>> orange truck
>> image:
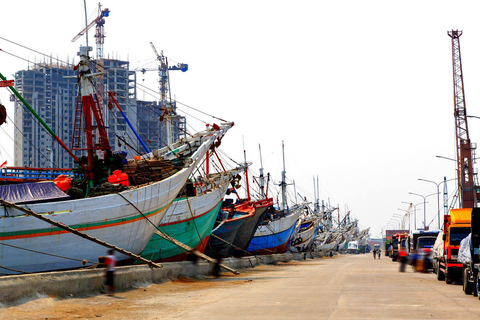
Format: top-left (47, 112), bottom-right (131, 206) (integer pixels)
top-left (435, 209), bottom-right (471, 284)
top-left (385, 230), bottom-right (408, 260)
top-left (392, 232), bottom-right (409, 262)
top-left (398, 233), bottom-right (409, 253)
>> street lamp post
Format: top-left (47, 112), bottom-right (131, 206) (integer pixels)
top-left (397, 209), bottom-right (410, 232)
top-left (393, 215), bottom-right (402, 229)
top-left (418, 179), bottom-right (440, 230)
top-left (411, 202), bottom-right (425, 231)
top-left (400, 202), bottom-right (413, 232)
top-left (418, 177), bottom-right (456, 229)
top-left (409, 192), bottom-right (436, 230)
top-left (388, 219), bottom-right (398, 229)
top-left (391, 216), bottom-right (402, 230)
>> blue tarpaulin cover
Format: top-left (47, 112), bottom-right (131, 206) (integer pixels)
top-left (0, 182), bottom-right (70, 204)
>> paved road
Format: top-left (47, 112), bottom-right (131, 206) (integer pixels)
top-left (2, 253), bottom-right (480, 319)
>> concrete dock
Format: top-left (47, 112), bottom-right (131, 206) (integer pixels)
top-left (2, 253), bottom-right (480, 319)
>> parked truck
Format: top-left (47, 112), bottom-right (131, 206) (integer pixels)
top-left (399, 233), bottom-right (409, 252)
top-left (435, 209), bottom-right (471, 284)
top-left (460, 208), bottom-right (480, 296)
top-left (385, 230), bottom-right (408, 260)
top-left (385, 239), bottom-right (391, 257)
top-left (391, 232), bottom-right (408, 261)
top-left (407, 229), bottom-right (440, 264)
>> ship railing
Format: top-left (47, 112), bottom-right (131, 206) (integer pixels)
top-left (0, 167), bottom-right (74, 182)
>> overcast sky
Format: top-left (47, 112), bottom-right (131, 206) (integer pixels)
top-left (2, 1), bottom-right (480, 238)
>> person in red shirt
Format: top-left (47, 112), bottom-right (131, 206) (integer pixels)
top-left (104, 249), bottom-right (117, 296)
top-left (399, 250), bottom-right (408, 272)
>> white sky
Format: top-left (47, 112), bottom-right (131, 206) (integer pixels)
top-left (1, 0), bottom-right (480, 238)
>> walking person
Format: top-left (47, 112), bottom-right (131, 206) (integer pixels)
top-left (377, 248), bottom-right (381, 259)
top-left (398, 250), bottom-right (407, 272)
top-left (187, 249), bottom-right (199, 278)
top-left (104, 249), bottom-right (117, 296)
top-left (212, 250), bottom-right (223, 277)
top-left (372, 249), bottom-right (377, 259)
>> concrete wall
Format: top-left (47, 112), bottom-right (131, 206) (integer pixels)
top-left (0, 252), bottom-right (326, 304)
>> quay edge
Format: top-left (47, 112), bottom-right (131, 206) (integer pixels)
top-left (0, 252), bottom-right (332, 304)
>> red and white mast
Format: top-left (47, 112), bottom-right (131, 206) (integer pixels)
top-left (74, 45), bottom-right (111, 180)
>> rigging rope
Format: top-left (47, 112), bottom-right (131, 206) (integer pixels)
top-left (0, 264), bottom-right (30, 274)
top-left (117, 167), bottom-right (240, 275)
top-left (209, 233), bottom-right (257, 257)
top-left (0, 198), bottom-right (163, 269)
top-left (0, 241), bottom-right (97, 265)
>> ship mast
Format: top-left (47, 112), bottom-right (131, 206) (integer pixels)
top-left (281, 141), bottom-right (288, 213)
top-left (259, 144), bottom-right (265, 198)
top-left (244, 149), bottom-right (251, 201)
top-left (75, 46), bottom-right (111, 181)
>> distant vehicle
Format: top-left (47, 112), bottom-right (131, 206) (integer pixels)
top-left (391, 232), bottom-right (408, 261)
top-left (384, 230), bottom-right (408, 258)
top-left (384, 240), bottom-right (391, 256)
top-left (347, 241), bottom-right (358, 254)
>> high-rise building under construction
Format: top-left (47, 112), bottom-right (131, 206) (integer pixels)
top-left (13, 58), bottom-right (185, 169)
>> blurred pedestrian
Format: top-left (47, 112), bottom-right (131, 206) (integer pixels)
top-left (104, 249), bottom-right (117, 296)
top-left (399, 250), bottom-right (407, 272)
top-left (377, 249), bottom-right (381, 259)
top-left (187, 249), bottom-right (199, 278)
top-left (187, 249), bottom-right (198, 265)
top-left (373, 249), bottom-right (377, 259)
top-left (411, 250), bottom-right (418, 271)
top-left (212, 250), bottom-right (223, 277)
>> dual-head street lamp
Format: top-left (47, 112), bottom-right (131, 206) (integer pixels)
top-left (393, 213), bottom-right (405, 230)
top-left (409, 192), bottom-right (436, 230)
top-left (386, 219), bottom-right (398, 229)
top-left (411, 202), bottom-right (425, 231)
top-left (391, 216), bottom-right (403, 230)
top-left (396, 208), bottom-right (410, 231)
top-left (418, 177), bottom-right (456, 229)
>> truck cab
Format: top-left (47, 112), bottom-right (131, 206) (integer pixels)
top-left (460, 208), bottom-right (480, 296)
top-left (417, 236), bottom-right (437, 250)
top-left (436, 209), bottom-right (471, 284)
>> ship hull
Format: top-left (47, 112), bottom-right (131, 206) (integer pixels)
top-left (290, 218), bottom-right (321, 251)
top-left (248, 206), bottom-right (302, 255)
top-left (140, 182), bottom-right (228, 262)
top-left (232, 199), bottom-right (272, 251)
top-left (0, 165), bottom-right (194, 275)
top-left (205, 202), bottom-right (255, 257)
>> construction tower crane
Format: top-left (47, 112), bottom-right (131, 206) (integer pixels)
top-left (135, 43), bottom-right (188, 145)
top-left (448, 30), bottom-right (479, 208)
top-left (133, 43), bottom-right (188, 100)
top-left (71, 3), bottom-right (110, 61)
